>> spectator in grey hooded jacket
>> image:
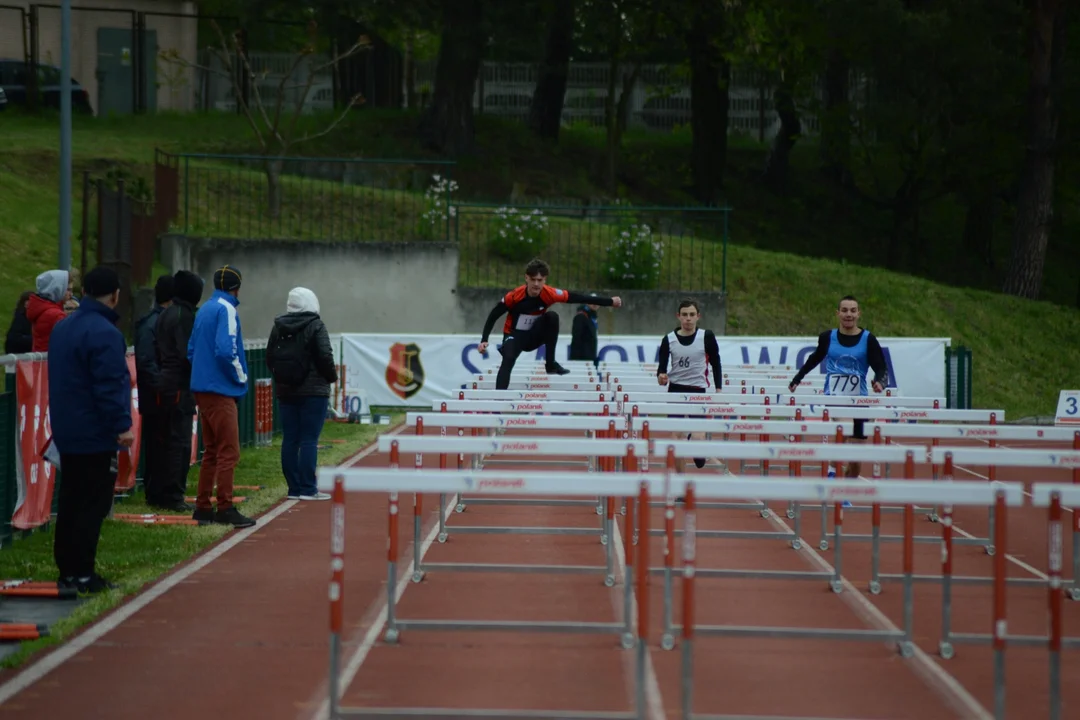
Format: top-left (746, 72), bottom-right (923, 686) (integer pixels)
top-left (266, 288), bottom-right (338, 501)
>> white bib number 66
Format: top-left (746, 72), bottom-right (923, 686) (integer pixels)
top-left (828, 374), bottom-right (862, 396)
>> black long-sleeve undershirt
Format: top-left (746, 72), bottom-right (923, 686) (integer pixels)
top-left (656, 329), bottom-right (723, 389)
top-left (791, 329), bottom-right (888, 386)
top-left (480, 291), bottom-right (613, 342)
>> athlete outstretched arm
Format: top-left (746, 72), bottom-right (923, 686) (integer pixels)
top-left (476, 259), bottom-right (621, 389)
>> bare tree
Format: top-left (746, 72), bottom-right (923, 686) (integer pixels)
top-left (160, 21), bottom-right (371, 218)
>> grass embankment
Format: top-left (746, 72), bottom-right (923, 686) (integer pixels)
top-left (0, 418), bottom-right (399, 669)
top-left (0, 110), bottom-right (1077, 417)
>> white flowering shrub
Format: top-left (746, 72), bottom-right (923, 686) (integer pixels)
top-left (416, 174), bottom-right (457, 240)
top-left (487, 206), bottom-right (550, 261)
top-left (604, 223), bottom-right (664, 289)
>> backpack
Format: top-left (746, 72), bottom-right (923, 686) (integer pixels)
top-left (269, 326), bottom-right (311, 386)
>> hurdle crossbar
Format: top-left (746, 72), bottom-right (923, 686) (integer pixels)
top-left (434, 400), bottom-right (615, 415)
top-left (383, 434), bottom-right (644, 587)
top-left (675, 479), bottom-right (1026, 720)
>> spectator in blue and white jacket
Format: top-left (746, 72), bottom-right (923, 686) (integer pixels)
top-left (48, 266), bottom-right (133, 595)
top-left (187, 264), bottom-right (254, 529)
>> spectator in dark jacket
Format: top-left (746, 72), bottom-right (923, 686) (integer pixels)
top-left (266, 287), bottom-right (338, 501)
top-left (4, 291), bottom-right (34, 355)
top-left (568, 294), bottom-right (600, 366)
top-left (47, 266), bottom-right (133, 595)
top-left (27, 269), bottom-right (71, 352)
top-left (133, 275), bottom-right (175, 509)
top-left (152, 271), bottom-right (205, 511)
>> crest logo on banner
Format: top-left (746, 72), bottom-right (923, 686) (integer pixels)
top-left (386, 342), bottom-right (425, 399)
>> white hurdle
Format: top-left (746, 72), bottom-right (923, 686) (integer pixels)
top-left (378, 433), bottom-right (647, 589)
top-left (319, 467), bottom-right (1029, 720)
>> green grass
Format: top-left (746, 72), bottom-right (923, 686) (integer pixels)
top-left (0, 417), bottom-right (400, 669)
top-left (726, 245), bottom-right (1080, 419)
top-left (1, 108), bottom-right (1077, 418)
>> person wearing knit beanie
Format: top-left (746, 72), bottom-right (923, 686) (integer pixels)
top-left (187, 263), bottom-right (253, 528)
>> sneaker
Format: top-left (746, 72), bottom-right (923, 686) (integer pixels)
top-left (287, 494), bottom-right (301, 500)
top-left (299, 492), bottom-right (331, 501)
top-left (545, 362), bottom-right (571, 376)
top-left (59, 573), bottom-right (117, 595)
top-left (214, 506), bottom-right (256, 529)
top-left (192, 507), bottom-right (216, 526)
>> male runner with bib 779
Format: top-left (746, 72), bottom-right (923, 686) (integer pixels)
top-left (787, 295), bottom-right (888, 503)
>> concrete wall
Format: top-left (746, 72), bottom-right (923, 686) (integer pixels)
top-left (161, 234), bottom-right (728, 338)
top-left (1, 0), bottom-right (198, 113)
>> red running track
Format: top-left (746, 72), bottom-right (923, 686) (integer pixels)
top-left (0, 425), bottom-right (1074, 719)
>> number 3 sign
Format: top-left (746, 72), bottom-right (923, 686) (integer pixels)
top-left (1055, 390), bottom-right (1080, 425)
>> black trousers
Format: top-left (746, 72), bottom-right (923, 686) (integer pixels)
top-left (55, 452), bottom-right (117, 580)
top-left (496, 312), bottom-right (560, 390)
top-left (144, 406), bottom-right (194, 506)
top-left (140, 411), bottom-right (166, 504)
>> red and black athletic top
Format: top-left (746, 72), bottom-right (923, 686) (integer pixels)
top-left (481, 285), bottom-right (614, 341)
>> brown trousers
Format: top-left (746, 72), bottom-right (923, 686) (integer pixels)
top-left (194, 392), bottom-right (240, 511)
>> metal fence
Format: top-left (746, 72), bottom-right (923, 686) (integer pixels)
top-left (155, 150), bottom-right (457, 241)
top-left (0, 339), bottom-right (281, 548)
top-left (454, 203), bottom-right (730, 293)
top-left (945, 345), bottom-right (973, 410)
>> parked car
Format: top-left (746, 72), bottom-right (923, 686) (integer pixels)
top-left (0, 59), bottom-right (93, 114)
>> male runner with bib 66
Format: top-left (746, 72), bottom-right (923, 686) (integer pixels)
top-left (788, 295), bottom-right (888, 504)
top-left (657, 299), bottom-right (723, 472)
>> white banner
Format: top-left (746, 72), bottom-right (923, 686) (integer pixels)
top-left (341, 334), bottom-right (949, 408)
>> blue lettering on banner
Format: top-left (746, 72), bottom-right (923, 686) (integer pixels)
top-left (461, 343), bottom-right (487, 375)
top-left (598, 345), bottom-right (628, 362)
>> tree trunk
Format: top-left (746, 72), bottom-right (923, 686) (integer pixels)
top-left (418, 0), bottom-right (487, 155)
top-left (265, 158), bottom-right (283, 219)
top-left (527, 0), bottom-right (575, 141)
top-left (1002, 0), bottom-right (1066, 299)
top-left (761, 80), bottom-right (801, 193)
top-left (686, 22), bottom-right (728, 202)
top-left (604, 62), bottom-right (639, 194)
top-left (404, 36), bottom-right (416, 109)
top-left (819, 48), bottom-right (852, 186)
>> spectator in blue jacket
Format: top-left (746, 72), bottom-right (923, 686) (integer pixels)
top-left (187, 264), bottom-right (254, 529)
top-left (48, 266), bottom-right (133, 595)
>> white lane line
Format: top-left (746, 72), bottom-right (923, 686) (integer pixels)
top-left (310, 492), bottom-right (456, 720)
top-left (611, 511), bottom-right (666, 720)
top-left (0, 502), bottom-right (299, 704)
top-left (0, 424), bottom-right (404, 705)
top-left (751, 495), bottom-right (993, 720)
top-left (888, 440), bottom-right (1062, 581)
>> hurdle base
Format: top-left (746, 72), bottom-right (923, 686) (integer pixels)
top-left (691, 624), bottom-right (903, 643)
top-left (647, 528), bottom-right (794, 542)
top-left (877, 573), bottom-right (1046, 587)
top-left (420, 562), bottom-right (608, 575)
top-left (648, 567), bottom-right (831, 582)
top-left (443, 526), bottom-right (601, 536)
top-left (947, 632), bottom-right (1073, 648)
top-left (393, 619), bottom-right (624, 635)
top-left (337, 709), bottom-right (636, 719)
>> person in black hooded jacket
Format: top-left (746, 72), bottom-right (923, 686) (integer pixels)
top-left (568, 295), bottom-right (600, 366)
top-left (266, 287), bottom-right (338, 501)
top-left (134, 275), bottom-right (175, 508)
top-left (149, 270), bottom-right (205, 511)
